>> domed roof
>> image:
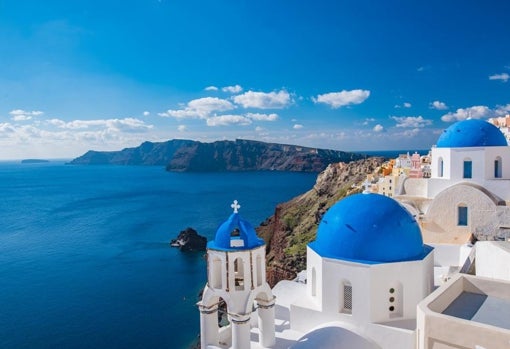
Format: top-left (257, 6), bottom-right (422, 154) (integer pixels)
top-left (207, 201), bottom-right (264, 251)
top-left (309, 193), bottom-right (428, 263)
top-left (436, 119), bottom-right (507, 148)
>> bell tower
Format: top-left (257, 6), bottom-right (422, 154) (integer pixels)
top-left (198, 200), bottom-right (275, 348)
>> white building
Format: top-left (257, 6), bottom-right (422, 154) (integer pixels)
top-left (291, 193), bottom-right (434, 349)
top-left (198, 201), bottom-right (275, 349)
top-left (395, 119), bottom-right (510, 245)
top-left (198, 119), bottom-right (510, 348)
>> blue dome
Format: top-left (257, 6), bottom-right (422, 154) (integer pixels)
top-left (208, 212), bottom-right (265, 251)
top-left (436, 119), bottom-right (507, 148)
top-left (309, 194), bottom-right (429, 263)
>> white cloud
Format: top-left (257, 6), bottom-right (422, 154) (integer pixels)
top-left (9, 109), bottom-right (44, 121)
top-left (47, 117), bottom-right (153, 133)
top-left (313, 89), bottom-right (370, 108)
top-left (441, 106), bottom-right (492, 122)
top-left (233, 90), bottom-right (291, 109)
top-left (391, 116), bottom-right (433, 128)
top-left (222, 85), bottom-right (243, 93)
top-left (362, 118), bottom-right (375, 125)
top-left (143, 111), bottom-right (150, 116)
top-left (373, 124), bottom-right (384, 132)
top-left (177, 125), bottom-right (186, 132)
top-left (205, 86), bottom-right (218, 91)
top-left (245, 113), bottom-right (278, 121)
top-left (255, 126), bottom-right (264, 132)
top-left (430, 100), bottom-right (448, 110)
top-left (495, 104), bottom-right (510, 115)
top-left (0, 116), bottom-right (160, 159)
top-left (206, 114), bottom-right (252, 126)
top-left (398, 128), bottom-right (421, 137)
top-left (0, 122), bottom-right (16, 134)
top-left (293, 124), bottom-right (303, 129)
top-left (159, 97), bottom-right (235, 119)
top-left (394, 102), bottom-right (412, 109)
top-left (489, 73), bottom-right (510, 82)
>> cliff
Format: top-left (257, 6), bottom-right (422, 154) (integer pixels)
top-left (68, 139), bottom-right (196, 166)
top-left (69, 139), bottom-right (365, 172)
top-left (256, 157), bottom-right (385, 286)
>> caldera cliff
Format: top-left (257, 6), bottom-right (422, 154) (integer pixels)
top-left (256, 157), bottom-right (385, 286)
top-left (69, 139), bottom-right (365, 172)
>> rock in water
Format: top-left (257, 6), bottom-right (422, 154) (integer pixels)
top-left (170, 227), bottom-right (207, 252)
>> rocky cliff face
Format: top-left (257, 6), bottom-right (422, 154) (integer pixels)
top-left (68, 139), bottom-right (196, 166)
top-left (69, 139), bottom-right (365, 172)
top-left (256, 157), bottom-right (385, 286)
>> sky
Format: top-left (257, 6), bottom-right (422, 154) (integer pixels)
top-left (1, 0), bottom-right (510, 159)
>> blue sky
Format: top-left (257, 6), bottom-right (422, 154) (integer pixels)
top-left (1, 0), bottom-right (510, 159)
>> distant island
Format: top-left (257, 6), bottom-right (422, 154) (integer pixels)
top-left (68, 139), bottom-right (365, 172)
top-left (21, 159), bottom-right (49, 164)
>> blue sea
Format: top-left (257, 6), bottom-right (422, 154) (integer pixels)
top-left (0, 162), bottom-right (317, 349)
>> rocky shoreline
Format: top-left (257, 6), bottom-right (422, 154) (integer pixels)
top-left (170, 227), bottom-right (207, 252)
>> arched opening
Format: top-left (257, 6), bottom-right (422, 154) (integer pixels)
top-left (458, 204), bottom-right (468, 226)
top-left (463, 158), bottom-right (472, 178)
top-left (311, 267), bottom-right (317, 297)
top-left (210, 257), bottom-right (222, 289)
top-left (495, 156), bottom-right (502, 178)
top-left (234, 258), bottom-right (245, 291)
top-left (388, 282), bottom-right (403, 318)
top-left (438, 157), bottom-right (444, 177)
top-left (199, 292), bottom-right (231, 348)
top-left (217, 296), bottom-right (231, 347)
top-left (230, 228), bottom-right (244, 248)
top-left (256, 254), bottom-right (263, 287)
top-left (340, 280), bottom-right (352, 314)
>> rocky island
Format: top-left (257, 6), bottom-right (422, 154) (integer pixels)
top-left (68, 139), bottom-right (365, 172)
top-left (170, 227), bottom-right (207, 252)
top-left (21, 159), bottom-right (49, 164)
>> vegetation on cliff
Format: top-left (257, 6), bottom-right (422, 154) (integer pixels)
top-left (256, 157), bottom-right (385, 286)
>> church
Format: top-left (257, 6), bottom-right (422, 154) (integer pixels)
top-left (197, 119), bottom-right (510, 349)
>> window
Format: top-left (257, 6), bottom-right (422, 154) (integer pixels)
top-left (495, 157), bottom-right (502, 178)
top-left (463, 160), bottom-right (472, 178)
top-left (438, 158), bottom-right (444, 177)
top-left (341, 281), bottom-right (352, 314)
top-left (388, 283), bottom-right (403, 318)
top-left (210, 258), bottom-right (222, 289)
top-left (311, 268), bottom-right (317, 297)
top-left (234, 258), bottom-right (245, 291)
top-left (458, 206), bottom-right (468, 226)
top-left (256, 255), bottom-right (262, 287)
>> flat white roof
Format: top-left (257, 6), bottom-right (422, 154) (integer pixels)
top-left (442, 291), bottom-right (510, 330)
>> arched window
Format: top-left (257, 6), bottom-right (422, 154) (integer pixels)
top-left (495, 156), bottom-right (502, 178)
top-left (458, 204), bottom-right (468, 226)
top-left (311, 267), bottom-right (317, 297)
top-left (210, 257), bottom-right (223, 289)
top-left (438, 157), bottom-right (444, 177)
top-left (234, 258), bottom-right (245, 291)
top-left (340, 280), bottom-right (352, 314)
top-left (463, 158), bottom-right (472, 178)
top-left (256, 254), bottom-right (263, 287)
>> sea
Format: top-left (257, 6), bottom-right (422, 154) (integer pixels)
top-left (0, 161), bottom-right (317, 349)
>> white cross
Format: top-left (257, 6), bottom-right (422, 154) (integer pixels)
top-left (231, 200), bottom-right (241, 213)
